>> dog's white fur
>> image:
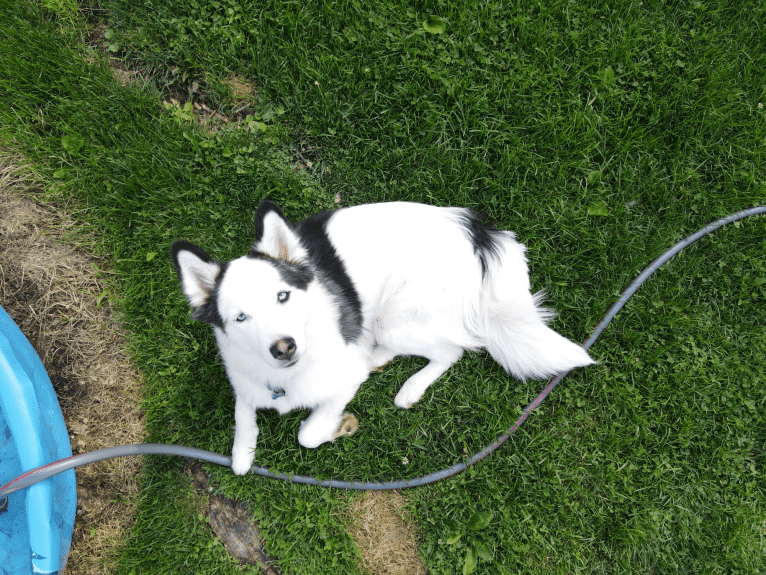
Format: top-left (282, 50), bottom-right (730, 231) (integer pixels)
top-left (172, 201), bottom-right (594, 475)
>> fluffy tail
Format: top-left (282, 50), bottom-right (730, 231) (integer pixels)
top-left (484, 292), bottom-right (595, 381)
top-left (480, 238), bottom-right (595, 380)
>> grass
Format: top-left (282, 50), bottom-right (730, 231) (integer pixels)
top-left (1, 0), bottom-right (764, 573)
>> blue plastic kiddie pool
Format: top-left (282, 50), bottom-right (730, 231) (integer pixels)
top-left (0, 304), bottom-right (76, 574)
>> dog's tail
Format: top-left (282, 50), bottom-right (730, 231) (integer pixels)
top-left (481, 239), bottom-right (595, 381)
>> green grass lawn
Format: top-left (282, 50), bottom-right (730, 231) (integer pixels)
top-left (1, 0), bottom-right (764, 573)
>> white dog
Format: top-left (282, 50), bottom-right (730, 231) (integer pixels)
top-left (171, 201), bottom-right (594, 475)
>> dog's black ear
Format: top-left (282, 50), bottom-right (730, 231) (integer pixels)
top-left (171, 240), bottom-right (223, 309)
top-left (252, 201), bottom-right (308, 262)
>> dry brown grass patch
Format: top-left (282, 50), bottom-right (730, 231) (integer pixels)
top-left (222, 74), bottom-right (257, 102)
top-left (0, 154), bottom-right (144, 574)
top-left (345, 491), bottom-right (426, 575)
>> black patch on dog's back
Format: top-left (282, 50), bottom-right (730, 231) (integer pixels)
top-left (456, 209), bottom-right (504, 279)
top-left (295, 210), bottom-right (363, 344)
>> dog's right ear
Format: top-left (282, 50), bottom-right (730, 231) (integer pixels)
top-left (171, 240), bottom-right (222, 308)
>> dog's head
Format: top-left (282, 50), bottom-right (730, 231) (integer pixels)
top-left (171, 201), bottom-right (314, 369)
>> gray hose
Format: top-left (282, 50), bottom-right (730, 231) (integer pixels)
top-left (1, 205), bottom-right (764, 500)
top-left (0, 445), bottom-right (228, 497)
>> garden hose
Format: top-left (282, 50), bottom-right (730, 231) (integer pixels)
top-left (1, 205), bottom-right (764, 504)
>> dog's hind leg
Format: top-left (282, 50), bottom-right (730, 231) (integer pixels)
top-left (332, 412), bottom-right (359, 441)
top-left (370, 345), bottom-right (396, 372)
top-left (394, 345), bottom-right (464, 409)
top-left (299, 404), bottom-right (357, 448)
top-left (298, 378), bottom-right (364, 449)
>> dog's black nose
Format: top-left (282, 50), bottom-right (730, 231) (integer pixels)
top-left (270, 337), bottom-right (297, 361)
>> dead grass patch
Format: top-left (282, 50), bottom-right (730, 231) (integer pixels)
top-left (345, 491), bottom-right (426, 575)
top-left (222, 74), bottom-right (257, 101)
top-left (0, 154), bottom-right (145, 574)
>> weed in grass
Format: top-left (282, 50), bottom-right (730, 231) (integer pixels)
top-left (440, 510), bottom-right (495, 575)
top-left (40, 0), bottom-right (79, 26)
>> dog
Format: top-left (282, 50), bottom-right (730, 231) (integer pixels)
top-left (171, 201), bottom-right (594, 475)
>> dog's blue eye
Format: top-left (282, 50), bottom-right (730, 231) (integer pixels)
top-left (278, 291), bottom-right (290, 304)
top-left (235, 313), bottom-right (247, 322)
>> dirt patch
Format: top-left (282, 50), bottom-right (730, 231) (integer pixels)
top-left (187, 462), bottom-right (281, 574)
top-left (0, 155), bottom-right (145, 574)
top-left (346, 491), bottom-right (426, 575)
top-left (85, 24), bottom-right (259, 130)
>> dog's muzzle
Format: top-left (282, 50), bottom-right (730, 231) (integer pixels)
top-left (270, 336), bottom-right (297, 364)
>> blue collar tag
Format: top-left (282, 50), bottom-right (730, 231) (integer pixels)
top-left (266, 383), bottom-right (286, 400)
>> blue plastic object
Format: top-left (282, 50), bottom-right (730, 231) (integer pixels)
top-left (0, 304), bottom-right (76, 574)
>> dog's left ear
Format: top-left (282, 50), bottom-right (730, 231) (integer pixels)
top-left (252, 201), bottom-right (308, 262)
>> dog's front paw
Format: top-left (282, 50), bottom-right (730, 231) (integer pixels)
top-left (332, 412), bottom-right (359, 442)
top-left (231, 446), bottom-right (255, 476)
top-left (394, 385), bottom-right (423, 409)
